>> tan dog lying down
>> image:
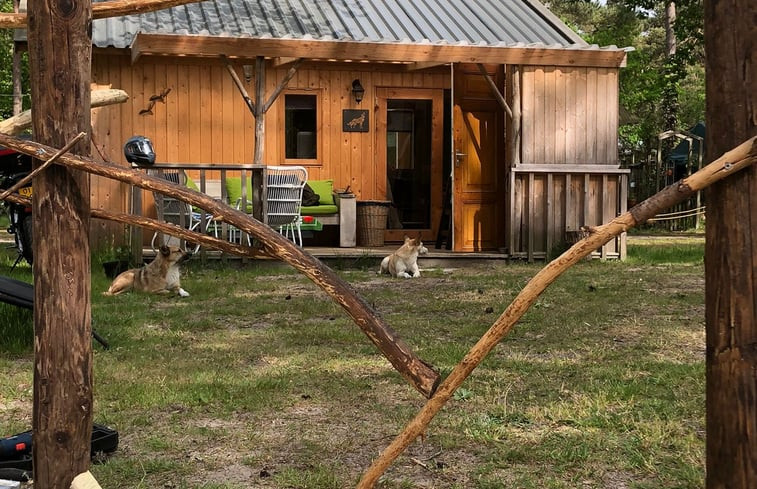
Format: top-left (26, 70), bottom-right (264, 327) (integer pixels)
top-left (379, 236), bottom-right (428, 278)
top-left (103, 245), bottom-right (191, 297)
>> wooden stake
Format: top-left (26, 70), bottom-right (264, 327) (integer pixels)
top-left (357, 136), bottom-right (757, 488)
top-left (0, 133), bottom-right (441, 399)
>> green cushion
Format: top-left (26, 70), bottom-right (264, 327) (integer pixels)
top-left (307, 179), bottom-right (335, 206)
top-left (185, 175), bottom-right (200, 192)
top-left (225, 177), bottom-right (253, 213)
top-left (183, 175), bottom-right (204, 213)
top-left (301, 204), bottom-right (338, 215)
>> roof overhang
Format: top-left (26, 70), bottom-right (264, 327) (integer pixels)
top-left (130, 34), bottom-right (628, 68)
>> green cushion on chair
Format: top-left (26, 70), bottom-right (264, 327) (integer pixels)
top-left (225, 177), bottom-right (253, 213)
top-left (301, 204), bottom-right (338, 215)
top-left (307, 179), bottom-right (335, 206)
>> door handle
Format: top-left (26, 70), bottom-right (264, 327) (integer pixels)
top-left (455, 152), bottom-right (466, 167)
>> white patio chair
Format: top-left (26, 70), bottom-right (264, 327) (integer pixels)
top-left (266, 165), bottom-right (308, 246)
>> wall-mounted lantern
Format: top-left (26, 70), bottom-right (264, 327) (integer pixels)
top-left (351, 79), bottom-right (365, 104)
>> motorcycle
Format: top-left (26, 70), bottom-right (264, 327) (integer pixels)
top-left (0, 144), bottom-right (34, 266)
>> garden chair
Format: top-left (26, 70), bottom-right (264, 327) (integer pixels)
top-left (266, 165), bottom-right (308, 246)
top-left (148, 169), bottom-right (217, 253)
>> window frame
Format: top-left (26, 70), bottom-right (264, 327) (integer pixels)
top-left (281, 89), bottom-right (323, 167)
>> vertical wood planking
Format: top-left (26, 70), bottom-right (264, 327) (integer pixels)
top-left (520, 68), bottom-right (534, 163)
top-left (601, 174), bottom-right (609, 258)
top-left (619, 174), bottom-right (628, 259)
top-left (527, 172), bottom-right (534, 261)
top-left (555, 67), bottom-right (566, 163)
top-left (564, 173), bottom-right (573, 231)
top-left (533, 67), bottom-right (545, 163)
top-left (586, 67), bottom-right (598, 164)
top-left (546, 173), bottom-right (553, 254)
top-left (544, 67), bottom-right (556, 163)
top-left (606, 69), bottom-right (619, 165)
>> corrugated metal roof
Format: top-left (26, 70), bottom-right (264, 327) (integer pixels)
top-left (90, 0), bottom-right (589, 50)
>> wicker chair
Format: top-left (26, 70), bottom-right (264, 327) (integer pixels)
top-left (266, 165), bottom-right (308, 246)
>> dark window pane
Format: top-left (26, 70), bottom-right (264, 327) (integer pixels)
top-left (285, 94), bottom-right (317, 159)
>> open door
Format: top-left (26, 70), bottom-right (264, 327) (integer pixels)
top-left (452, 64), bottom-right (505, 251)
top-left (376, 88), bottom-right (443, 243)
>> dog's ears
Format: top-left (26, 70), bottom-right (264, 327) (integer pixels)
top-left (159, 245), bottom-right (170, 256)
top-left (413, 234), bottom-right (422, 245)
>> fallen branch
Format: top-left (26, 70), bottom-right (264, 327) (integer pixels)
top-left (0, 89), bottom-right (128, 136)
top-left (357, 135), bottom-right (757, 487)
top-left (0, 0), bottom-right (206, 29)
top-left (0, 132), bottom-right (441, 399)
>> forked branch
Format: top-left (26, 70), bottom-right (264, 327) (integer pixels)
top-left (357, 136), bottom-right (757, 487)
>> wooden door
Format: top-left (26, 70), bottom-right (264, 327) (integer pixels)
top-left (376, 88), bottom-right (444, 243)
top-left (453, 65), bottom-right (505, 251)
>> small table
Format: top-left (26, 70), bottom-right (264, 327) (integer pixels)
top-left (299, 216), bottom-right (323, 232)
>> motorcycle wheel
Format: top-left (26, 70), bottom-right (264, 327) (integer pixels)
top-left (16, 214), bottom-right (33, 265)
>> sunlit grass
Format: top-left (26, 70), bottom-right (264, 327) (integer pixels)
top-left (0, 240), bottom-right (706, 488)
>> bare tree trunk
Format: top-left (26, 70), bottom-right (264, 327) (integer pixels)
top-left (662, 1), bottom-right (678, 132)
top-left (704, 0), bottom-right (757, 485)
top-left (27, 0), bottom-right (93, 486)
top-left (11, 0), bottom-right (22, 116)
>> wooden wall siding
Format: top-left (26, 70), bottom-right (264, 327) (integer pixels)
top-left (510, 169), bottom-right (627, 260)
top-left (89, 54), bottom-right (449, 242)
top-left (520, 66), bottom-right (618, 166)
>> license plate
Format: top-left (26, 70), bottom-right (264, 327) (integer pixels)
top-left (18, 187), bottom-right (32, 197)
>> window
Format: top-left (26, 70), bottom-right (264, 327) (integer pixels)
top-left (284, 93), bottom-right (318, 161)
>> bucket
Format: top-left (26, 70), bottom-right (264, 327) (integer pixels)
top-left (356, 201), bottom-right (390, 247)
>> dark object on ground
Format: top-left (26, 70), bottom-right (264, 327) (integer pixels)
top-left (0, 275), bottom-right (109, 349)
top-left (0, 424), bottom-right (119, 481)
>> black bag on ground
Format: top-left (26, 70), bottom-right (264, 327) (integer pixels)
top-left (301, 183), bottom-right (320, 207)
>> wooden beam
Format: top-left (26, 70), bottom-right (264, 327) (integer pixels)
top-left (405, 61), bottom-right (448, 71)
top-left (0, 0), bottom-right (206, 28)
top-left (222, 57), bottom-right (256, 114)
top-left (272, 56), bottom-right (300, 68)
top-left (477, 63), bottom-right (512, 118)
top-left (263, 58), bottom-right (303, 112)
top-left (0, 89), bottom-right (129, 136)
top-left (130, 34), bottom-right (629, 68)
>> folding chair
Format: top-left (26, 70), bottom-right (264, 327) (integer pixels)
top-left (148, 169), bottom-right (216, 253)
top-left (266, 166), bottom-right (308, 246)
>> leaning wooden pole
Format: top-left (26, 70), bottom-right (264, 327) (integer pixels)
top-left (0, 134), bottom-right (440, 399)
top-left (357, 136), bottom-right (757, 488)
top-left (27, 0), bottom-right (93, 486)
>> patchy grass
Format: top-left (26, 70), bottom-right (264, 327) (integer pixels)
top-left (0, 239), bottom-right (705, 488)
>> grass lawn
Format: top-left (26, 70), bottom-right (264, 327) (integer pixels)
top-left (0, 236), bottom-right (705, 488)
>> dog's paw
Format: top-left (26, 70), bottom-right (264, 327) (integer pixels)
top-left (400, 272), bottom-right (412, 279)
top-left (178, 288), bottom-right (190, 297)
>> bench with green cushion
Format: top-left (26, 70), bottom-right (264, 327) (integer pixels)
top-left (300, 179), bottom-right (356, 247)
top-left (301, 179), bottom-right (338, 216)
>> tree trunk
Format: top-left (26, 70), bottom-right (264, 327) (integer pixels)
top-left (12, 0), bottom-right (22, 116)
top-left (662, 1), bottom-right (678, 132)
top-left (27, 0), bottom-right (93, 486)
top-left (704, 0), bottom-right (757, 486)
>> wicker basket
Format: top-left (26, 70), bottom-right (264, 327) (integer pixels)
top-left (356, 201), bottom-right (390, 247)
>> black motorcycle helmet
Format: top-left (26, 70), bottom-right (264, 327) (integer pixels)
top-left (123, 135), bottom-right (155, 165)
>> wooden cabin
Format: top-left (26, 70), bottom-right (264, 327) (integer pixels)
top-left (81, 0), bottom-right (629, 259)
